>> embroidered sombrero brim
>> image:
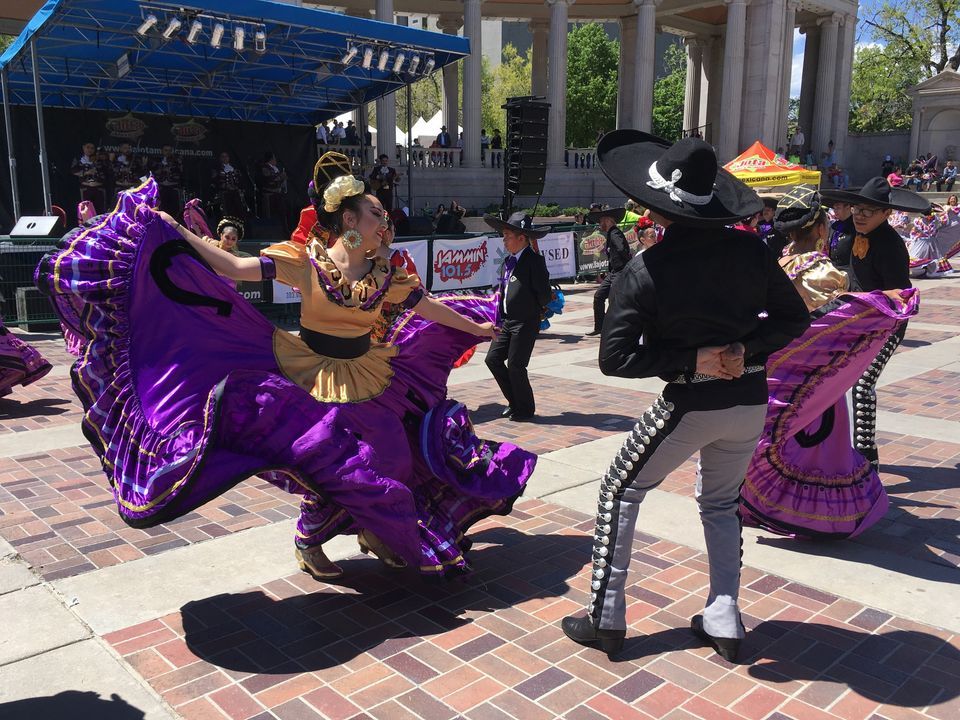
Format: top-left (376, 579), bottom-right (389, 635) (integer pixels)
top-left (819, 178), bottom-right (931, 214)
top-left (596, 131), bottom-right (763, 227)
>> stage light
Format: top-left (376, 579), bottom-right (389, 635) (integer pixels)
top-left (392, 51), bottom-right (406, 73)
top-left (361, 46), bottom-right (374, 69)
top-left (377, 50), bottom-right (389, 71)
top-left (423, 57), bottom-right (435, 74)
top-left (254, 29), bottom-right (267, 54)
top-left (408, 54), bottom-right (420, 73)
top-left (233, 26), bottom-right (245, 51)
top-left (210, 23), bottom-right (225, 48)
top-left (341, 45), bottom-right (358, 65)
top-left (186, 20), bottom-right (203, 44)
top-left (162, 17), bottom-right (182, 40)
top-left (136, 14), bottom-right (158, 36)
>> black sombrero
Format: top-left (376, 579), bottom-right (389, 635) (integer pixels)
top-left (586, 206), bottom-right (626, 224)
top-left (483, 210), bottom-right (550, 239)
top-left (819, 177), bottom-right (932, 213)
top-left (596, 130), bottom-right (762, 227)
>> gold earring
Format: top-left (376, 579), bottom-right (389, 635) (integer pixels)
top-left (341, 228), bottom-right (362, 249)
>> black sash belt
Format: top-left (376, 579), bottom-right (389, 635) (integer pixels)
top-left (300, 328), bottom-right (371, 359)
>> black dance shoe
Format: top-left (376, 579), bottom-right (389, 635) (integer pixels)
top-left (509, 413), bottom-right (536, 423)
top-left (585, 329), bottom-right (602, 337)
top-left (561, 614), bottom-right (625, 655)
top-left (501, 406), bottom-right (514, 418)
top-left (691, 614), bottom-right (741, 662)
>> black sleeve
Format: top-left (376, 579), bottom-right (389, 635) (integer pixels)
top-left (741, 247), bottom-right (811, 360)
top-left (531, 253), bottom-right (552, 307)
top-left (599, 265), bottom-right (697, 379)
top-left (876, 235), bottom-right (912, 290)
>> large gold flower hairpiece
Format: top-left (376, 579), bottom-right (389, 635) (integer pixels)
top-left (323, 175), bottom-right (365, 213)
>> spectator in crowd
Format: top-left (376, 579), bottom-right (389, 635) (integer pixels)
top-left (886, 166), bottom-right (904, 187)
top-left (332, 121), bottom-right (347, 144)
top-left (828, 164), bottom-right (850, 189)
top-left (436, 126), bottom-right (452, 148)
top-left (881, 154), bottom-right (896, 176)
top-left (790, 127), bottom-right (805, 156)
top-left (937, 160), bottom-right (957, 192)
top-left (344, 121), bottom-right (359, 146)
top-left (480, 129), bottom-right (490, 163)
top-left (316, 121), bottom-right (330, 145)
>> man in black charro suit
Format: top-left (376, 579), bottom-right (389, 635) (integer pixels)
top-left (483, 212), bottom-right (552, 422)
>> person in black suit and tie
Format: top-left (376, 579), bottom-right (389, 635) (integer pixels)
top-left (484, 212), bottom-right (553, 422)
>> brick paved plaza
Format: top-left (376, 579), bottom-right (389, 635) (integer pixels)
top-left (1, 277), bottom-right (959, 720)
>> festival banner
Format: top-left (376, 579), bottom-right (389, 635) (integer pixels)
top-left (430, 235), bottom-right (505, 291)
top-left (272, 281), bottom-right (302, 304)
top-left (537, 231), bottom-right (577, 280)
top-left (576, 228), bottom-right (608, 277)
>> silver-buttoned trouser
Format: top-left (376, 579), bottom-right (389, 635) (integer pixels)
top-left (588, 394), bottom-right (766, 640)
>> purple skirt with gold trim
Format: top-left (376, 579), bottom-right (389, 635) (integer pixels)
top-left (740, 290), bottom-right (919, 539)
top-left (0, 320), bottom-right (52, 396)
top-left (35, 180), bottom-right (534, 576)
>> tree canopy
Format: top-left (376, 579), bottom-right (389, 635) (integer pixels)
top-left (652, 41), bottom-right (686, 141)
top-left (849, 44), bottom-right (924, 133)
top-left (565, 23), bottom-right (619, 147)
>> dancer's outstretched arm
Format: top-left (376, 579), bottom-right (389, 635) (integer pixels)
top-left (412, 295), bottom-right (497, 339)
top-left (157, 210), bottom-right (263, 281)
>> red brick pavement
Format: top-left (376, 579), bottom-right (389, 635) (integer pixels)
top-left (878, 371), bottom-right (960, 422)
top-left (105, 499), bottom-right (960, 720)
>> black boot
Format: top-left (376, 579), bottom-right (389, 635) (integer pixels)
top-left (691, 615), bottom-right (742, 662)
top-left (561, 614), bottom-right (625, 655)
top-left (586, 298), bottom-right (605, 336)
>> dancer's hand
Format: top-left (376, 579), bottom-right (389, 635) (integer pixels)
top-left (696, 346), bottom-right (738, 380)
top-left (475, 322), bottom-right (497, 339)
top-left (720, 342), bottom-right (745, 378)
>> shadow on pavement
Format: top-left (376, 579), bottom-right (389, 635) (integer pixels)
top-left (181, 526), bottom-right (589, 674)
top-left (0, 691), bottom-right (146, 720)
top-left (615, 621), bottom-right (958, 707)
top-left (0, 397), bottom-right (72, 419)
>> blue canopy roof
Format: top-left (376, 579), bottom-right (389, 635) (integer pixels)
top-left (0, 0), bottom-right (469, 125)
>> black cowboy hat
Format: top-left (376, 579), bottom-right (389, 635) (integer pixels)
top-left (596, 130), bottom-right (762, 227)
top-left (483, 210), bottom-right (550, 239)
top-left (586, 206), bottom-right (626, 224)
top-left (819, 177), bottom-right (932, 213)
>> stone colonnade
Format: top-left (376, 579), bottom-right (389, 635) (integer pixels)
top-left (369, 0), bottom-right (857, 168)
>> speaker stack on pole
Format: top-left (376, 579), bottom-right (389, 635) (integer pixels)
top-left (502, 96), bottom-right (550, 214)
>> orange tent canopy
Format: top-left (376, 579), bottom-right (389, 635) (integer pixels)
top-left (724, 141), bottom-right (822, 188)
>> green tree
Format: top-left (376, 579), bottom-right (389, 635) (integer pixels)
top-left (565, 23), bottom-right (619, 147)
top-left (0, 35), bottom-right (14, 53)
top-left (849, 44), bottom-right (924, 133)
top-left (652, 41), bottom-right (686, 141)
top-left (863, 0), bottom-right (959, 77)
top-left (481, 44), bottom-right (532, 137)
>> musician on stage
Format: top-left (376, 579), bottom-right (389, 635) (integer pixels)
top-left (71, 142), bottom-right (111, 214)
top-left (152, 145), bottom-right (184, 218)
top-left (369, 154), bottom-right (400, 211)
top-left (212, 151), bottom-right (248, 220)
top-left (112, 143), bottom-right (143, 201)
top-left (260, 151), bottom-right (288, 234)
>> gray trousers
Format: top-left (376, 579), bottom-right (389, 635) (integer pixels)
top-left (589, 395), bottom-right (766, 637)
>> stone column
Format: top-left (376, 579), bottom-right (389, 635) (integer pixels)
top-left (437, 15), bottom-right (462, 133)
top-left (718, 0), bottom-right (749, 161)
top-left (810, 12), bottom-right (840, 163)
top-left (375, 0), bottom-right (397, 159)
top-left (683, 37), bottom-right (703, 134)
top-left (701, 35), bottom-right (723, 144)
top-left (616, 14), bottom-right (637, 128)
top-left (530, 19), bottom-right (549, 97)
top-left (739, 0), bottom-right (783, 151)
top-left (633, 0), bottom-right (659, 132)
top-left (461, 0), bottom-right (483, 168)
top-left (831, 13), bottom-right (856, 165)
top-left (908, 107), bottom-right (922, 162)
top-left (776, 0), bottom-right (798, 150)
top-left (797, 22), bottom-right (820, 154)
top-left (546, 0), bottom-right (573, 167)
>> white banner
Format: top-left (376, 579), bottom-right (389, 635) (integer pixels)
top-left (536, 231), bottom-right (577, 280)
top-left (430, 235), bottom-right (505, 291)
top-left (271, 281), bottom-right (302, 304)
top-left (391, 239), bottom-right (430, 280)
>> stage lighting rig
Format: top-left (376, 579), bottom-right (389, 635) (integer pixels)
top-left (161, 17), bottom-right (182, 40)
top-left (136, 14), bottom-right (158, 36)
top-left (210, 22), bottom-right (225, 48)
top-left (233, 26), bottom-right (245, 51)
top-left (186, 20), bottom-right (203, 44)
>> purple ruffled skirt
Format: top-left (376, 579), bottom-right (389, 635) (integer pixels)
top-left (740, 290), bottom-right (919, 539)
top-left (0, 320), bottom-right (52, 396)
top-left (35, 180), bottom-right (535, 576)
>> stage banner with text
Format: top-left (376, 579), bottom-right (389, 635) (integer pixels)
top-left (576, 228), bottom-right (608, 277)
top-left (430, 235), bottom-right (505, 291)
top-left (271, 281), bottom-right (302, 304)
top-left (391, 239), bottom-right (430, 280)
top-left (537, 231), bottom-right (577, 280)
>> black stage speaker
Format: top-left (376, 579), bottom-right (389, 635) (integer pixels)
top-left (401, 216), bottom-right (435, 237)
top-left (502, 97), bottom-right (550, 204)
top-left (10, 215), bottom-right (63, 238)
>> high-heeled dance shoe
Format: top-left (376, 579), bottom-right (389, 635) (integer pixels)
top-left (561, 614), bottom-right (625, 655)
top-left (691, 614), bottom-right (742, 662)
top-left (358, 529), bottom-right (407, 569)
top-left (295, 544), bottom-right (344, 581)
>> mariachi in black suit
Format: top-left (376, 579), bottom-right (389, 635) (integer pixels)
top-left (485, 246), bottom-right (552, 419)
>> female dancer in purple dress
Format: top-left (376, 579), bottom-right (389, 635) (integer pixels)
top-left (36, 172), bottom-right (535, 581)
top-left (0, 319), bottom-right (52, 398)
top-left (741, 186), bottom-right (918, 539)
